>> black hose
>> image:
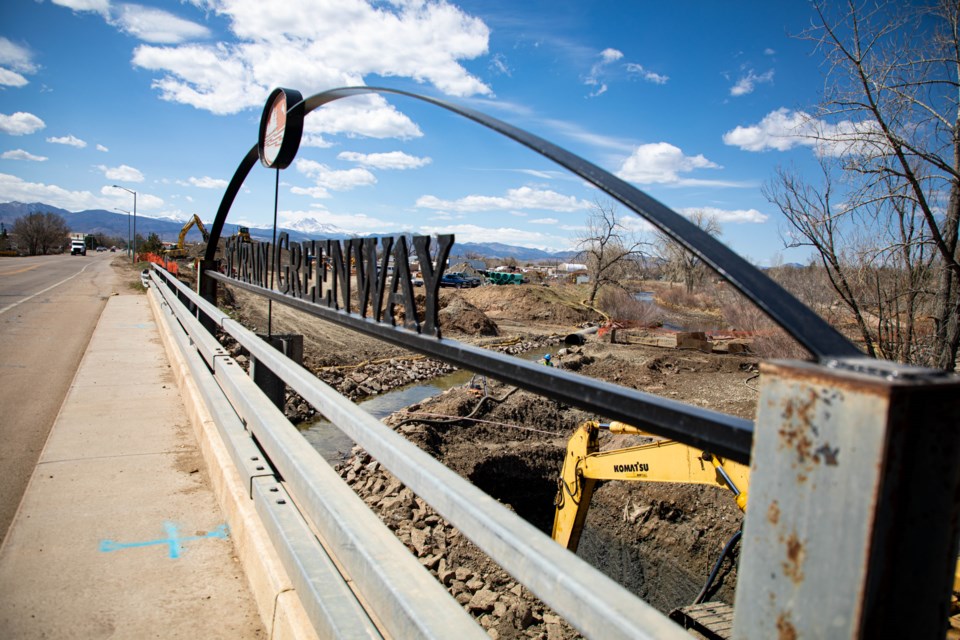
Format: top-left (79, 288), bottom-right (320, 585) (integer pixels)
top-left (694, 529), bottom-right (742, 605)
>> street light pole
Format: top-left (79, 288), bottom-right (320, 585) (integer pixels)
top-left (114, 208), bottom-right (131, 257)
top-left (112, 185), bottom-right (137, 265)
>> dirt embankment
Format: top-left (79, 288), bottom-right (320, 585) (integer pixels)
top-left (217, 278), bottom-right (759, 637)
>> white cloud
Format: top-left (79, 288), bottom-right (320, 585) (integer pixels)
top-left (47, 134), bottom-right (87, 148)
top-left (616, 142), bottom-right (720, 185)
top-left (585, 48), bottom-right (667, 96)
top-left (2, 149), bottom-right (47, 161)
top-left (517, 169), bottom-right (555, 179)
top-left (730, 69), bottom-right (774, 97)
top-left (102, 184), bottom-right (164, 210)
top-left (542, 117), bottom-right (637, 154)
top-left (489, 53), bottom-right (510, 76)
top-left (0, 172), bottom-right (163, 212)
top-left (188, 176), bottom-right (228, 189)
top-left (278, 207), bottom-right (392, 233)
top-left (0, 69), bottom-right (28, 87)
top-left (295, 158), bottom-right (377, 191)
top-left (722, 108), bottom-right (881, 156)
top-left (585, 48), bottom-right (623, 97)
top-left (112, 4), bottom-right (210, 44)
top-left (0, 112), bottom-right (45, 136)
top-left (678, 206), bottom-right (768, 224)
top-left (132, 43), bottom-right (263, 115)
top-left (723, 108), bottom-right (809, 151)
top-left (97, 164), bottom-right (145, 182)
top-left (290, 185), bottom-right (331, 199)
top-left (0, 172), bottom-right (100, 210)
top-left (625, 63), bottom-right (669, 85)
top-left (0, 37), bottom-right (38, 75)
top-left (96, 144), bottom-right (109, 152)
top-left (301, 133), bottom-right (334, 149)
top-left (127, 0), bottom-right (490, 126)
top-left (416, 186), bottom-right (590, 213)
top-left (51, 0), bottom-right (109, 14)
top-left (530, 217), bottom-right (559, 224)
top-left (601, 48), bottom-right (623, 63)
top-left (418, 223), bottom-right (573, 251)
top-left (304, 95), bottom-right (423, 140)
top-left (337, 150), bottom-right (431, 170)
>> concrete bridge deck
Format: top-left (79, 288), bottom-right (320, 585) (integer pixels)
top-left (0, 293), bottom-right (268, 639)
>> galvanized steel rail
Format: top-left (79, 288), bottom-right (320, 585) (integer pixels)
top-left (149, 266), bottom-right (690, 640)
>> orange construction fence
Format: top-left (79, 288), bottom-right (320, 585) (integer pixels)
top-left (140, 252), bottom-right (179, 275)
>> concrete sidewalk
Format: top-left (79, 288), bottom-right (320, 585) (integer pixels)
top-left (0, 293), bottom-right (265, 639)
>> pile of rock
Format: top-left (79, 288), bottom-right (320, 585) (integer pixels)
top-left (485, 335), bottom-right (563, 356)
top-left (338, 448), bottom-right (582, 639)
top-left (318, 357), bottom-right (458, 401)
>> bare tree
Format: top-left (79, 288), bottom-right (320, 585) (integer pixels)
top-left (656, 209), bottom-right (721, 294)
top-left (12, 212), bottom-right (70, 255)
top-left (783, 0), bottom-right (960, 370)
top-left (575, 199), bottom-right (649, 307)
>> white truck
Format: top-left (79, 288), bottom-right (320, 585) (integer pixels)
top-left (70, 232), bottom-right (87, 256)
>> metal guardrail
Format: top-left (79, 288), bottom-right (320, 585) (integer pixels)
top-left (149, 266), bottom-right (690, 640)
top-left (206, 268), bottom-right (754, 463)
top-left (176, 85), bottom-right (960, 638)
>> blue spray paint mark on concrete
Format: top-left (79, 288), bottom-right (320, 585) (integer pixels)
top-left (100, 522), bottom-right (229, 558)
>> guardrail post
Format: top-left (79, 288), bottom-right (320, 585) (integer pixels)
top-left (197, 259), bottom-right (219, 334)
top-left (250, 333), bottom-right (304, 410)
top-left (733, 359), bottom-right (960, 639)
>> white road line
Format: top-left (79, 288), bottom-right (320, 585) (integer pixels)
top-left (0, 261), bottom-right (97, 316)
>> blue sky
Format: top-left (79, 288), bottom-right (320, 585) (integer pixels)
top-left (0, 0), bottom-right (841, 264)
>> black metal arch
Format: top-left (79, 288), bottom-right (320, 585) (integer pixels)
top-left (204, 86), bottom-right (860, 361)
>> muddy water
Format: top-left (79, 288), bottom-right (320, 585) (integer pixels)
top-left (299, 350), bottom-right (549, 464)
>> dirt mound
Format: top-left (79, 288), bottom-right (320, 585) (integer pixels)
top-left (460, 285), bottom-right (600, 327)
top-left (439, 296), bottom-right (499, 336)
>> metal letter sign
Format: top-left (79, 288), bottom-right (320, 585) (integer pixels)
top-left (258, 88), bottom-right (304, 169)
top-left (222, 233), bottom-right (454, 339)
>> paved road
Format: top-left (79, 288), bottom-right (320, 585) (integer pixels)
top-left (0, 252), bottom-right (119, 542)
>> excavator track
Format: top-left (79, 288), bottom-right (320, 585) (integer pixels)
top-left (668, 601), bottom-right (734, 639)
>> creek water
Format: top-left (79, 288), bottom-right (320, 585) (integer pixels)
top-left (298, 349), bottom-right (550, 464)
top-left (634, 290), bottom-right (724, 332)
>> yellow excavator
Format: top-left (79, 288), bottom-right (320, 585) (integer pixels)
top-left (552, 421), bottom-right (748, 638)
top-left (166, 214), bottom-right (209, 259)
top-left (552, 420), bottom-right (748, 553)
top-left (552, 420), bottom-right (960, 638)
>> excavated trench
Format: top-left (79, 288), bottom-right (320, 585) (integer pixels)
top-left (219, 282), bottom-right (754, 635)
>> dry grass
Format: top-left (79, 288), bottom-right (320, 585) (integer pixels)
top-left (596, 287), bottom-right (661, 325)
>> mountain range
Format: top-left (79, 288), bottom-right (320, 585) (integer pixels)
top-left (0, 202), bottom-right (578, 262)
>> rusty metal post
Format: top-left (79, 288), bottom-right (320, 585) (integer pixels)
top-left (733, 359), bottom-right (960, 639)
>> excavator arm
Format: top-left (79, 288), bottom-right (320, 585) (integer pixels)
top-left (168, 214), bottom-right (209, 258)
top-left (552, 421), bottom-right (749, 552)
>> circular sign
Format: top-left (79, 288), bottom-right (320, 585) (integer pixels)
top-left (258, 88), bottom-right (304, 169)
